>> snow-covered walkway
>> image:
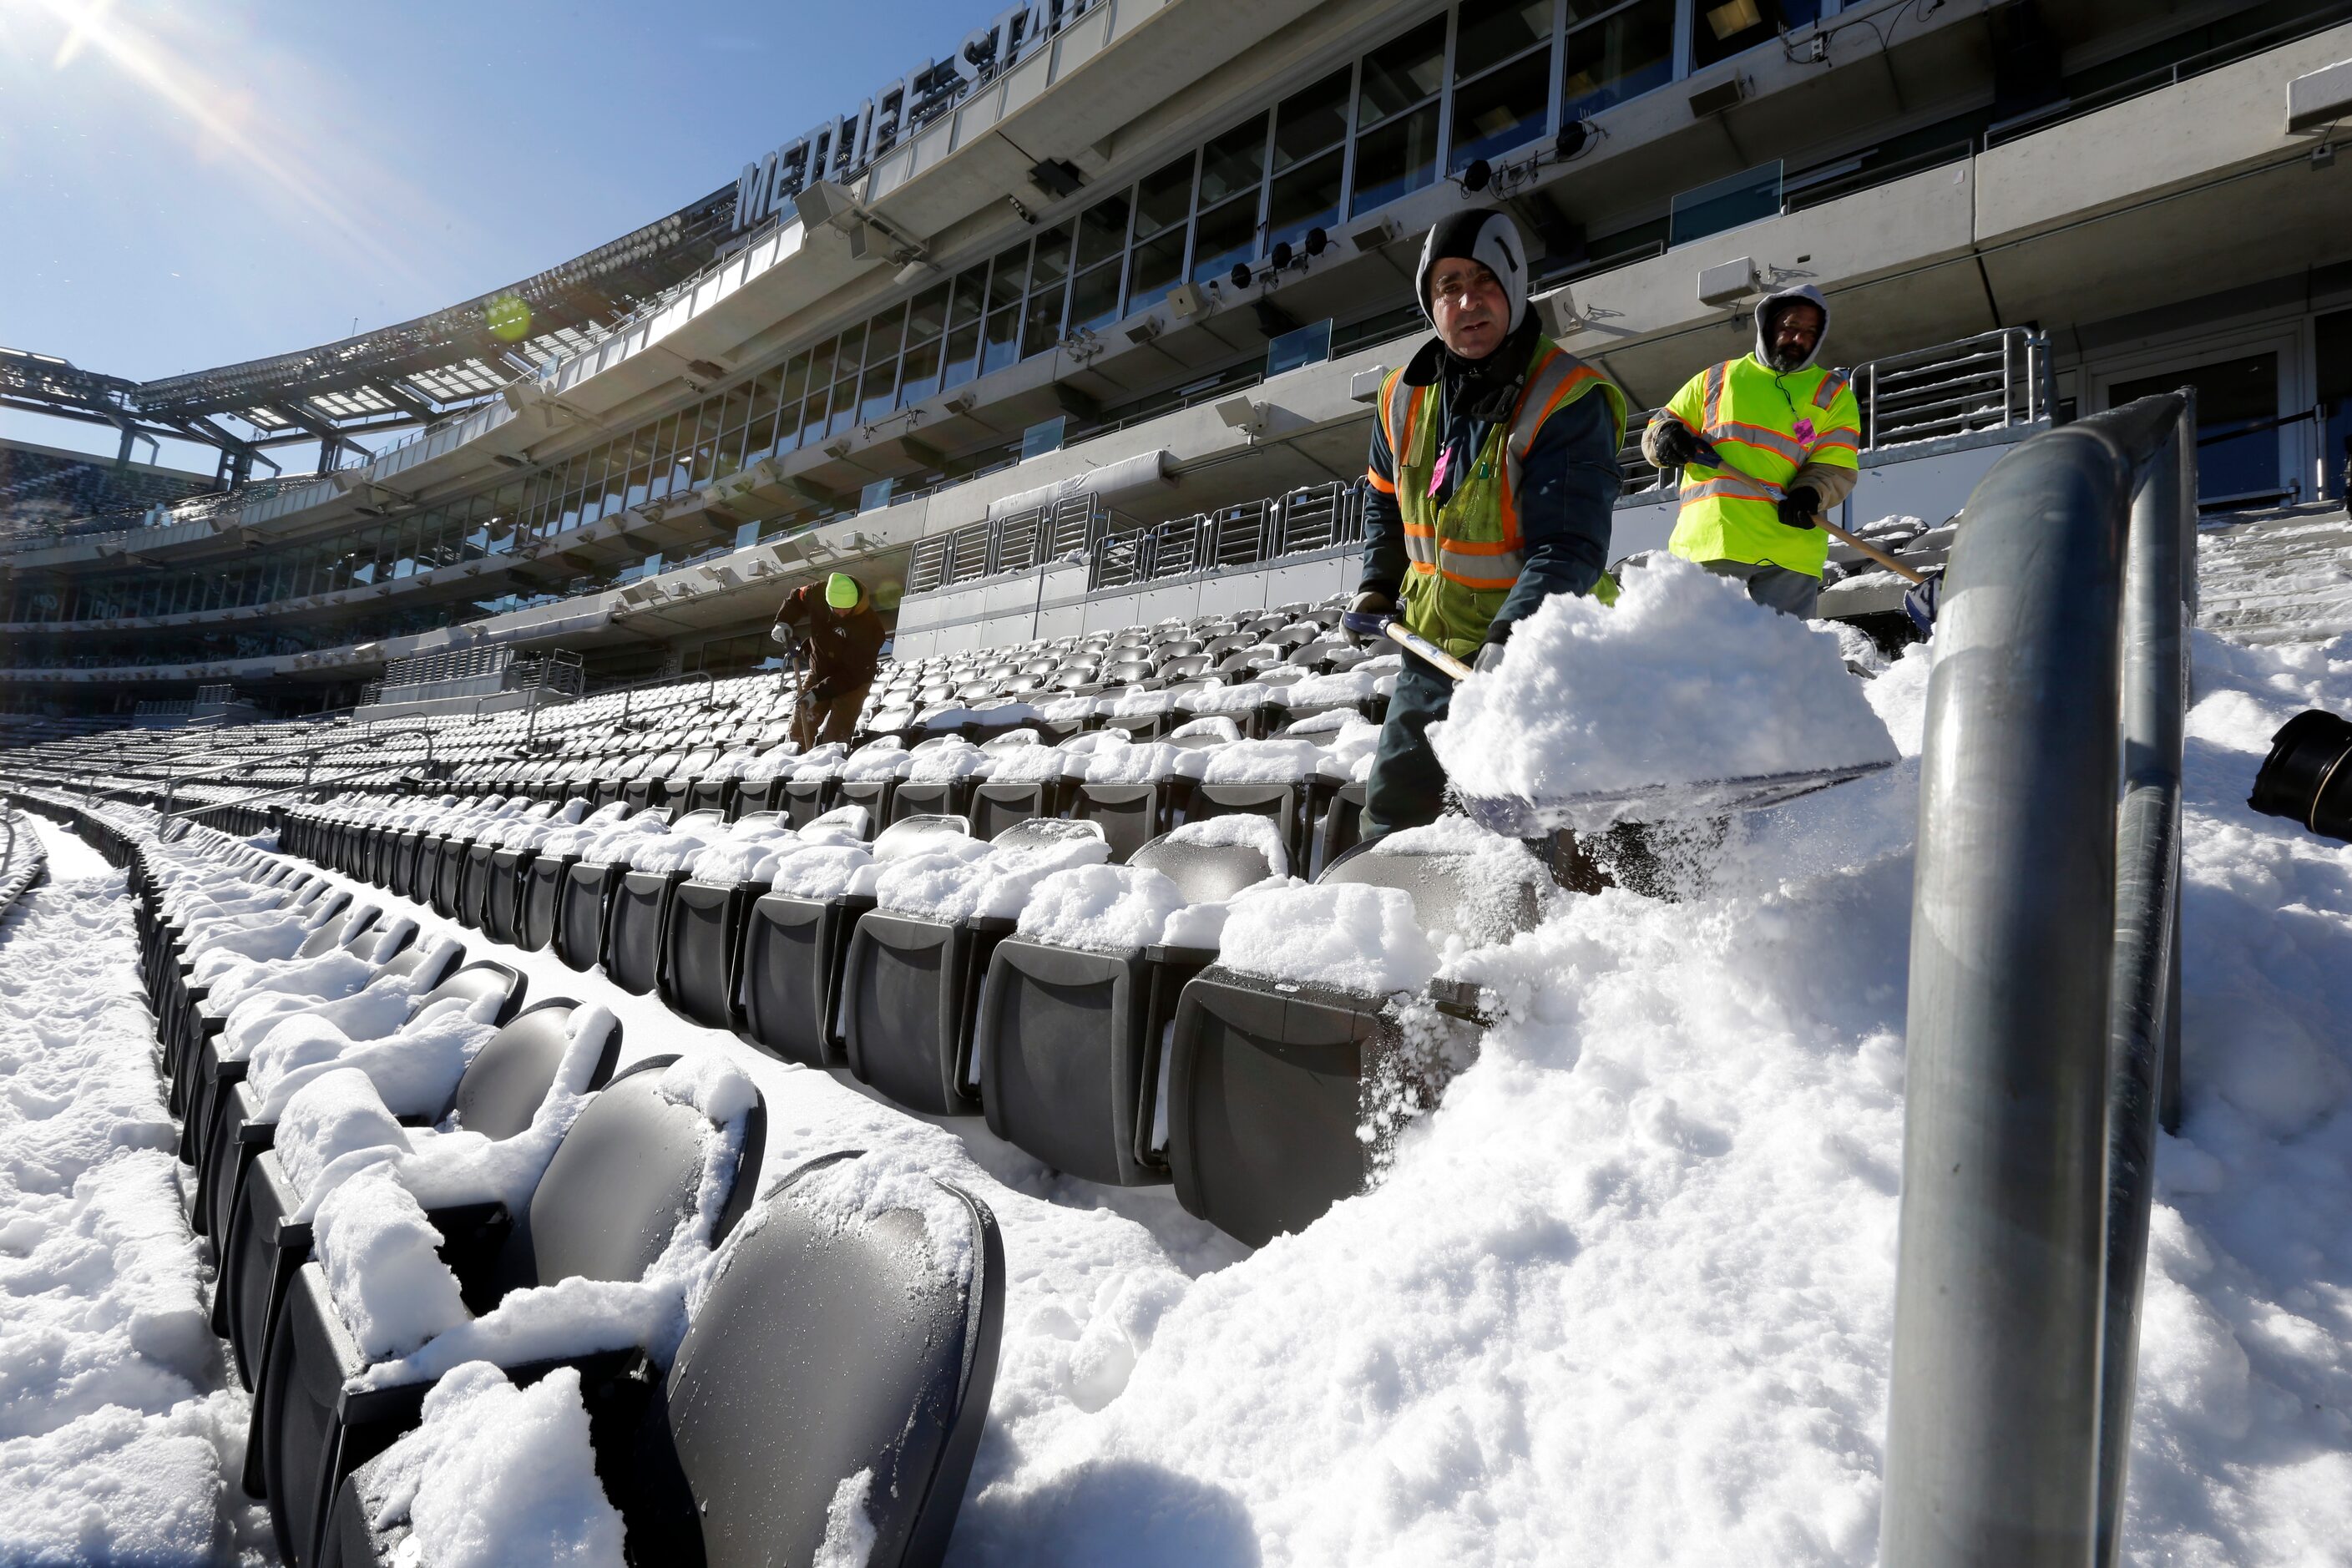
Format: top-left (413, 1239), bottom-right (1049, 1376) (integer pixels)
top-left (0, 841), bottom-right (267, 1565)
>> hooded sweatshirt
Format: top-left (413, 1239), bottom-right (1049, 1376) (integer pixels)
top-left (1640, 281), bottom-right (1860, 514)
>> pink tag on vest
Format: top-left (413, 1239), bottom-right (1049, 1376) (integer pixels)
top-left (1793, 417), bottom-right (1817, 445)
top-left (1428, 444), bottom-right (1453, 498)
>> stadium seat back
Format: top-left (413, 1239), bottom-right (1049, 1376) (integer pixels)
top-left (446, 1000), bottom-right (621, 1140)
top-left (1319, 837), bottom-right (1545, 946)
top-left (625, 1162), bottom-right (1001, 1568)
top-left (494, 1063), bottom-right (763, 1298)
top-left (1130, 837), bottom-right (1277, 903)
top-left (411, 960), bottom-right (526, 1029)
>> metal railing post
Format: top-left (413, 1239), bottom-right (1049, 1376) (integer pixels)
top-left (2092, 393), bottom-right (2193, 1568)
top-left (1879, 391), bottom-right (2190, 1568)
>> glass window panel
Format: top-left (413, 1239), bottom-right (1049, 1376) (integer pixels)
top-left (1358, 17), bottom-right (1447, 127)
top-left (1191, 194), bottom-right (1259, 284)
top-left (836, 322), bottom-right (867, 377)
top-left (1129, 229), bottom-right (1186, 313)
top-left (941, 321), bottom-right (981, 390)
top-left (1267, 148), bottom-right (1344, 250)
top-left (1067, 260), bottom-right (1123, 333)
top-left (906, 284), bottom-right (950, 344)
top-left (1198, 117), bottom-right (1267, 208)
top-left (864, 304), bottom-right (907, 367)
top-left (1029, 223), bottom-right (1074, 292)
top-left (778, 352), bottom-right (809, 407)
top-left (1692, 0), bottom-right (1821, 70)
top-left (1134, 155), bottom-right (1195, 238)
top-left (898, 336), bottom-right (942, 407)
top-left (1450, 48), bottom-right (1552, 171)
top-left (1562, 0), bottom-right (1676, 120)
top-left (948, 266), bottom-right (989, 331)
top-left (987, 245), bottom-right (1029, 307)
top-left (805, 336), bottom-right (838, 389)
top-left (860, 355), bottom-right (899, 421)
top-left (1456, 0), bottom-right (1554, 81)
top-left (798, 382), bottom-right (830, 448)
top-left (827, 377), bottom-right (859, 436)
top-left (1021, 287), bottom-right (1065, 358)
top-left (1272, 68), bottom-right (1352, 171)
top-left (1075, 193), bottom-right (1131, 268)
top-left (983, 305), bottom-right (1022, 376)
top-left (1349, 102), bottom-right (1441, 215)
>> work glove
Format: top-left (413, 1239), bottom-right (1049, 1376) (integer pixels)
top-left (1473, 640), bottom-right (1508, 675)
top-left (1647, 418), bottom-right (1706, 470)
top-left (1902, 569), bottom-right (1945, 639)
top-left (768, 622), bottom-right (795, 645)
top-left (1339, 588), bottom-right (1397, 646)
top-left (1776, 486), bottom-right (1822, 530)
top-left (809, 678), bottom-right (841, 702)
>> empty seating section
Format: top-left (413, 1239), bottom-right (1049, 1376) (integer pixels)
top-left (0, 575), bottom-right (1580, 1555)
top-left (75, 800), bottom-right (1004, 1566)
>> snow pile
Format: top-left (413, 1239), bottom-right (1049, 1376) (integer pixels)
top-left (983, 742), bottom-right (1078, 784)
top-left (278, 1068), bottom-right (416, 1196)
top-left (248, 993), bottom-right (505, 1121)
top-left (770, 843), bottom-right (889, 901)
top-left (1198, 737), bottom-right (1333, 783)
top-left (1369, 816), bottom-right (1564, 950)
top-left (358, 1361), bottom-right (625, 1568)
top-left (908, 737), bottom-right (992, 781)
top-left (1016, 863), bottom-right (1188, 953)
top-left (777, 1147), bottom-right (977, 1284)
top-left (816, 1470), bottom-right (881, 1568)
top-left (0, 857), bottom-right (258, 1563)
top-left (1080, 738), bottom-right (1208, 785)
top-left (314, 1163), bottom-right (475, 1361)
top-left (1166, 812), bottom-right (1290, 878)
top-left (1215, 882), bottom-right (1443, 997)
top-left (1434, 554), bottom-right (1897, 825)
top-left (1169, 716), bottom-right (1242, 745)
top-left (1183, 680), bottom-right (1275, 715)
top-left (738, 743), bottom-right (803, 784)
top-left (686, 816), bottom-right (819, 884)
top-left (792, 742), bottom-right (852, 780)
top-left (352, 1057), bottom-right (759, 1387)
top-left (839, 738), bottom-right (913, 781)
top-left (217, 933), bottom-right (462, 1060)
top-left (875, 823), bottom-right (1110, 921)
top-left (625, 813), bottom-right (732, 873)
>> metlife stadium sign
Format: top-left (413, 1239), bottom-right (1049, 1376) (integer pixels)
top-left (731, 0), bottom-right (1102, 232)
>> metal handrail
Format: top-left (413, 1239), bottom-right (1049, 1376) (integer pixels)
top-left (1879, 390), bottom-right (2196, 1566)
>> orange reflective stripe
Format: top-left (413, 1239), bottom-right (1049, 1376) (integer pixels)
top-left (1813, 372), bottom-right (1852, 410)
top-left (1435, 535), bottom-right (1522, 557)
top-left (1709, 421), bottom-right (1807, 463)
top-left (1434, 563), bottom-right (1520, 591)
top-left (1366, 468), bottom-right (1398, 494)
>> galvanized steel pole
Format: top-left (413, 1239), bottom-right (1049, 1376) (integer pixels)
top-left (1879, 393), bottom-right (2188, 1567)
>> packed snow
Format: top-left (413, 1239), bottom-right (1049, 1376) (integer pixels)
top-left (10, 591), bottom-right (2352, 1565)
top-left (1434, 554), bottom-right (1899, 825)
top-left (0, 852), bottom-right (264, 1564)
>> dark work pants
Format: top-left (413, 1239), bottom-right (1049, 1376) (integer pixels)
top-left (1363, 657), bottom-right (1455, 838)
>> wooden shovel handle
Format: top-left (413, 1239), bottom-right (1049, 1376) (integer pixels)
top-left (1816, 516), bottom-right (1930, 584)
top-left (1381, 619), bottom-right (1478, 681)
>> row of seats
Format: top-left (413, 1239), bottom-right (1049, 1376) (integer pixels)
top-left (281, 761), bottom-right (1545, 1247)
top-left (125, 822), bottom-right (1003, 1567)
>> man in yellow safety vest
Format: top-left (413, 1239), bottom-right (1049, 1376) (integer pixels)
top-left (1641, 283), bottom-right (1861, 618)
top-left (1342, 208), bottom-right (1626, 837)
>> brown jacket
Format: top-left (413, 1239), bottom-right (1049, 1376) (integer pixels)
top-left (773, 585), bottom-right (885, 690)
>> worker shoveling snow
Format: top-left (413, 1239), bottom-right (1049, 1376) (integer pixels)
top-left (1433, 554), bottom-right (1899, 832)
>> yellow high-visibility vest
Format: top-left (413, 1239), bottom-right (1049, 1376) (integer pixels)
top-left (1368, 339), bottom-right (1627, 659)
top-left (1662, 356), bottom-right (1860, 578)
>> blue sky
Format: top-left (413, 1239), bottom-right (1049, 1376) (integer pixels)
top-left (0, 0), bottom-right (981, 470)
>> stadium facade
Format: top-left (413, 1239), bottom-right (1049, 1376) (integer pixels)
top-left (3, 0), bottom-right (2350, 717)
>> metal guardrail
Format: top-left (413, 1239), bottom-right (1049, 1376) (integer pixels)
top-left (1879, 389), bottom-right (2196, 1566)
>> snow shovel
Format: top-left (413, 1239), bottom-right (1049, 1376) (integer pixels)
top-left (1360, 617), bottom-right (1891, 835)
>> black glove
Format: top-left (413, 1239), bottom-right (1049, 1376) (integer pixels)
top-left (1340, 588), bottom-right (1397, 646)
top-left (1777, 486), bottom-right (1821, 530)
top-left (809, 678), bottom-right (840, 702)
top-left (1649, 418), bottom-right (1704, 469)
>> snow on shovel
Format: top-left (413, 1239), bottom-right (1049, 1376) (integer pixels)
top-left (1351, 566), bottom-right (1898, 837)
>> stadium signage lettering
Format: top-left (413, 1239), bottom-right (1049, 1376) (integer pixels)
top-left (731, 0), bottom-right (1100, 232)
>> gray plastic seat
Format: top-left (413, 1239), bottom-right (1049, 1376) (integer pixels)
top-left (1161, 837), bottom-right (1546, 1246)
top-left (976, 833), bottom-right (1275, 1186)
top-left (255, 1058), bottom-right (762, 1567)
top-left (216, 999), bottom-right (622, 1395)
top-left (316, 1153), bottom-right (1000, 1568)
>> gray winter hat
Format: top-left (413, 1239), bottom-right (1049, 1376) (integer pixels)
top-left (1415, 209), bottom-right (1531, 333)
top-left (1753, 283), bottom-right (1831, 372)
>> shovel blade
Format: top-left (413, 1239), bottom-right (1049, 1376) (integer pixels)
top-left (1458, 760), bottom-right (1894, 837)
